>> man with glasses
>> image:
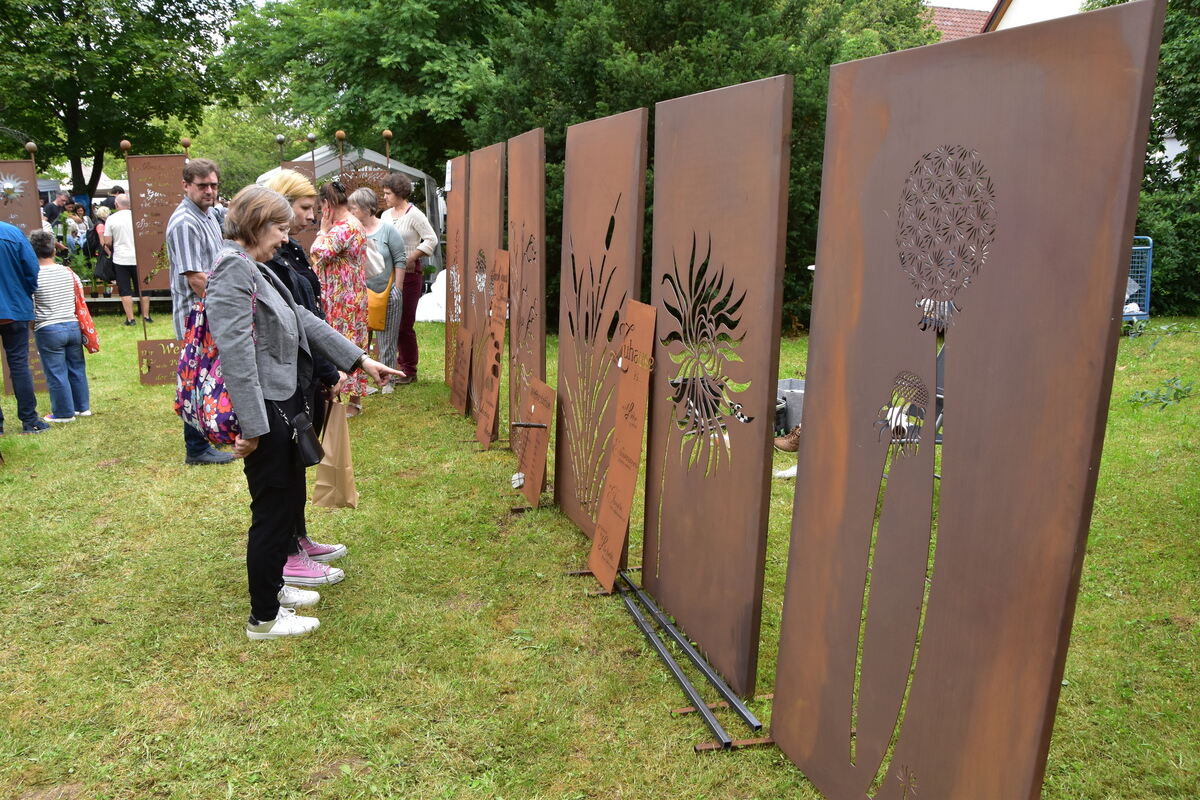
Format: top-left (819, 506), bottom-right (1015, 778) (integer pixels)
top-left (166, 158), bottom-right (234, 465)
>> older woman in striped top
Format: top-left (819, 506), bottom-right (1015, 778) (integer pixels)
top-left (29, 230), bottom-right (90, 423)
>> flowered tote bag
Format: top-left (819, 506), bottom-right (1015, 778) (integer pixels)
top-left (174, 270), bottom-right (256, 445)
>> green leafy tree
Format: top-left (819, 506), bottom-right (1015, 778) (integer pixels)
top-left (186, 104), bottom-right (321, 196)
top-left (225, 0), bottom-right (537, 176)
top-left (0, 0), bottom-right (238, 196)
top-left (468, 0), bottom-right (936, 329)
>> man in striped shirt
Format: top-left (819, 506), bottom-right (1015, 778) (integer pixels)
top-left (166, 157), bottom-right (234, 466)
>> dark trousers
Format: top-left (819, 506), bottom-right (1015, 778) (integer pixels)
top-left (0, 320), bottom-right (39, 429)
top-left (396, 269), bottom-right (423, 376)
top-left (243, 388), bottom-right (305, 622)
top-left (184, 419), bottom-right (210, 458)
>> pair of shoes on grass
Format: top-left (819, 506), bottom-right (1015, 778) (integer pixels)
top-left (249, 537), bottom-right (346, 639)
top-left (282, 537), bottom-right (347, 586)
top-left (246, 592), bottom-right (320, 640)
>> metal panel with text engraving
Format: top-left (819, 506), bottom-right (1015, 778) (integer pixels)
top-left (127, 154), bottom-right (185, 292)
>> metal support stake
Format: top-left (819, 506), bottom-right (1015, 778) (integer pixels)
top-left (619, 570), bottom-right (762, 732)
top-left (621, 591), bottom-right (732, 749)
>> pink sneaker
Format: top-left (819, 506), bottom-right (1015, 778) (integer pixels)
top-left (282, 552), bottom-right (345, 586)
top-left (299, 536), bottom-right (347, 563)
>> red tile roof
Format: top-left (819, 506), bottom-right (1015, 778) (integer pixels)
top-left (929, 6), bottom-right (992, 41)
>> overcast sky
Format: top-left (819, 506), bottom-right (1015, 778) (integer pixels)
top-left (925, 0), bottom-right (997, 10)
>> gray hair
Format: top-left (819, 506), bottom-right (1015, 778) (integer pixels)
top-left (348, 187), bottom-right (378, 216)
top-left (28, 229), bottom-right (56, 259)
top-left (115, 194), bottom-right (131, 210)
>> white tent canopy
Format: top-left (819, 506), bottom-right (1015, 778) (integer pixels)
top-left (51, 161), bottom-right (127, 193)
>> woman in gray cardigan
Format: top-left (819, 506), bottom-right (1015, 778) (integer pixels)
top-left (207, 185), bottom-right (401, 639)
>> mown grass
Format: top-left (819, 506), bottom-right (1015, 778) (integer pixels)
top-left (0, 313), bottom-right (1195, 799)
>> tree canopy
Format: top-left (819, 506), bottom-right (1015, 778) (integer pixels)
top-left (0, 0), bottom-right (239, 196)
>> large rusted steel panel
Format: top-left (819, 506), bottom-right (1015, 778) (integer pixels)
top-left (771, 4), bottom-right (1165, 799)
top-left (475, 250), bottom-right (510, 447)
top-left (507, 129), bottom-right (546, 464)
top-left (0, 160), bottom-right (42, 234)
top-left (554, 109), bottom-right (648, 538)
top-left (127, 154), bottom-right (185, 292)
top-left (444, 154), bottom-right (469, 387)
top-left (641, 76), bottom-right (793, 700)
top-left (466, 143), bottom-right (505, 417)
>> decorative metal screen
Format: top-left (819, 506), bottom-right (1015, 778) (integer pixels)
top-left (466, 143), bottom-right (505, 416)
top-left (641, 76), bottom-right (793, 699)
top-left (553, 109), bottom-right (648, 538)
top-left (771, 4), bottom-right (1165, 798)
top-left (445, 154), bottom-right (469, 387)
top-left (475, 250), bottom-right (509, 447)
top-left (507, 128), bottom-right (546, 463)
top-left (0, 160), bottom-right (41, 234)
top-left (127, 154), bottom-right (185, 292)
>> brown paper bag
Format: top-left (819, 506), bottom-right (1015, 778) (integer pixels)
top-left (312, 397), bottom-right (359, 508)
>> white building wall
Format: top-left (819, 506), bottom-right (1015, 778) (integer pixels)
top-left (994, 0), bottom-right (1085, 29)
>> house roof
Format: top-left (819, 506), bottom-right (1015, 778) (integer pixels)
top-left (928, 6), bottom-right (992, 40)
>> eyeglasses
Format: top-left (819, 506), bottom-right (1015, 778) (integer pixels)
top-left (190, 181), bottom-right (219, 190)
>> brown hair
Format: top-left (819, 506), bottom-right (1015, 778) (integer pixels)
top-left (265, 169), bottom-right (318, 202)
top-left (224, 185), bottom-right (291, 246)
top-left (381, 172), bottom-right (412, 200)
top-left (183, 158), bottom-right (220, 184)
top-left (318, 179), bottom-right (349, 207)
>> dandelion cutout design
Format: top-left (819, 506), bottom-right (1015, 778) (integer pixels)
top-left (896, 145), bottom-right (996, 331)
top-left (875, 371), bottom-right (929, 459)
top-left (0, 173), bottom-right (26, 205)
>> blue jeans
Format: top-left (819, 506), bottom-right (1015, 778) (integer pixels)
top-left (0, 320), bottom-right (40, 428)
top-left (184, 419), bottom-right (211, 458)
top-left (34, 321), bottom-right (90, 419)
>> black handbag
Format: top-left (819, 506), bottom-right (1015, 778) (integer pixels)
top-left (272, 401), bottom-right (325, 468)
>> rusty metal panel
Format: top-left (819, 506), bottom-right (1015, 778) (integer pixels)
top-left (127, 154), bottom-right (185, 292)
top-left (507, 129), bottom-right (546, 465)
top-left (466, 143), bottom-right (505, 417)
top-left (516, 378), bottom-right (555, 508)
top-left (554, 109), bottom-right (648, 537)
top-left (280, 160), bottom-right (319, 252)
top-left (771, 4), bottom-right (1165, 799)
top-left (2, 324), bottom-right (47, 395)
top-left (450, 326), bottom-right (472, 415)
top-left (137, 339), bottom-right (183, 386)
top-left (475, 250), bottom-right (509, 447)
top-left (588, 300), bottom-right (656, 593)
top-left (445, 154), bottom-right (469, 387)
top-left (641, 76), bottom-right (792, 699)
top-left (0, 160), bottom-right (42, 234)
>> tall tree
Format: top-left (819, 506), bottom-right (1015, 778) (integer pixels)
top-left (0, 0), bottom-right (239, 196)
top-left (225, 0), bottom-right (538, 175)
top-left (186, 103), bottom-right (321, 194)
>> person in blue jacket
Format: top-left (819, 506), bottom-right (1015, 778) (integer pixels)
top-left (0, 221), bottom-right (47, 434)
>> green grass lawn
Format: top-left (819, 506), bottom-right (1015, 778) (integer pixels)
top-left (1, 314), bottom-right (1195, 799)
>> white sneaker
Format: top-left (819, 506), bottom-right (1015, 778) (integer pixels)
top-left (364, 385), bottom-right (380, 395)
top-left (76, 409), bottom-right (93, 417)
top-left (278, 585), bottom-right (320, 608)
top-left (245, 606), bottom-right (320, 639)
top-left (380, 383), bottom-right (394, 394)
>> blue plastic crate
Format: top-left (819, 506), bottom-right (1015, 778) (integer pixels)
top-left (1124, 236), bottom-right (1153, 321)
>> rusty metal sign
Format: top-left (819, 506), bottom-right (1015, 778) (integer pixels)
top-left (641, 76), bottom-right (793, 700)
top-left (515, 377), bottom-right (555, 508)
top-left (137, 338), bottom-right (183, 386)
top-left (474, 250), bottom-right (509, 447)
top-left (280, 160), bottom-right (319, 252)
top-left (450, 326), bottom-right (472, 416)
top-left (507, 128), bottom-right (546, 466)
top-left (2, 324), bottom-right (47, 395)
top-left (588, 300), bottom-right (656, 593)
top-left (444, 154), bottom-right (469, 386)
top-left (127, 154), bottom-right (185, 292)
top-left (554, 108), bottom-right (648, 538)
top-left (771, 4), bottom-right (1165, 799)
top-left (466, 142), bottom-right (506, 417)
top-left (0, 160), bottom-right (42, 234)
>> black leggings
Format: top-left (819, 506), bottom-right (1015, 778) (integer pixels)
top-left (242, 387), bottom-right (305, 622)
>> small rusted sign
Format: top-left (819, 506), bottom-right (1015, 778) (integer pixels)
top-left (450, 325), bottom-right (472, 416)
top-left (466, 142), bottom-right (505, 417)
top-left (474, 250), bottom-right (509, 447)
top-left (137, 338), bottom-right (183, 386)
top-left (507, 128), bottom-right (546, 466)
top-left (0, 160), bottom-right (42, 234)
top-left (127, 154), bottom-right (185, 292)
top-left (444, 154), bottom-right (469, 387)
top-left (516, 377), bottom-right (556, 508)
top-left (642, 75), bottom-right (793, 700)
top-left (771, 4), bottom-right (1165, 799)
top-left (2, 324), bottom-right (47, 394)
top-left (281, 160), bottom-right (319, 252)
top-left (588, 300), bottom-right (656, 593)
top-left (554, 108), bottom-right (648, 538)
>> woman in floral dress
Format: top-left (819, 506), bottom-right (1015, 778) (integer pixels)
top-left (310, 180), bottom-right (370, 414)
